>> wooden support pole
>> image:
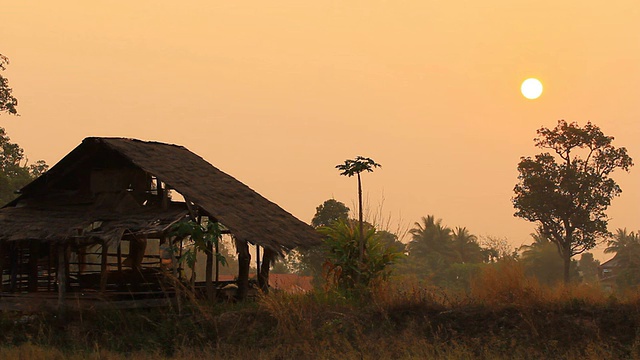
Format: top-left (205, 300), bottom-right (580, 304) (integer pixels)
top-left (256, 245), bottom-right (261, 278)
top-left (235, 239), bottom-right (251, 301)
top-left (258, 248), bottom-right (275, 293)
top-left (205, 240), bottom-right (214, 301)
top-left (57, 244), bottom-right (67, 314)
top-left (117, 243), bottom-right (122, 272)
top-left (0, 243), bottom-right (5, 294)
top-left (47, 245), bottom-right (53, 292)
top-left (100, 241), bottom-right (109, 293)
top-left (215, 240), bottom-right (220, 283)
top-left (28, 241), bottom-right (39, 292)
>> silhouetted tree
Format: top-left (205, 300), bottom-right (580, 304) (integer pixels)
top-left (451, 227), bottom-right (483, 264)
top-left (604, 228), bottom-right (640, 291)
top-left (519, 228), bottom-right (579, 286)
top-left (407, 215), bottom-right (455, 278)
top-left (0, 128), bottom-right (49, 205)
top-left (0, 54), bottom-right (18, 115)
top-left (513, 120), bottom-right (633, 284)
top-left (336, 156), bottom-right (381, 282)
top-left (578, 252), bottom-right (600, 285)
top-left (311, 199), bottom-right (350, 228)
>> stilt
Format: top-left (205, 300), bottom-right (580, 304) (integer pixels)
top-left (57, 244), bottom-right (67, 315)
top-left (258, 248), bottom-right (275, 293)
top-left (235, 239), bottom-right (251, 301)
top-left (100, 241), bottom-right (108, 293)
top-left (28, 241), bottom-right (39, 292)
top-left (205, 240), bottom-right (214, 301)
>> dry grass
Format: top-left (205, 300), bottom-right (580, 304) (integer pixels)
top-left (1, 261), bottom-right (640, 359)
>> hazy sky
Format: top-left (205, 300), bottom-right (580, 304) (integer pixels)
top-left (2, 1), bottom-right (638, 259)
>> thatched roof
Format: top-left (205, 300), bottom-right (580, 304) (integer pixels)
top-left (0, 137), bottom-right (321, 253)
top-left (0, 202), bottom-right (188, 244)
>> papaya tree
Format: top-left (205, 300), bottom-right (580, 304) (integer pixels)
top-left (336, 156), bottom-right (381, 282)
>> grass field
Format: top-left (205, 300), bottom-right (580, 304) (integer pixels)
top-left (1, 261), bottom-right (639, 359)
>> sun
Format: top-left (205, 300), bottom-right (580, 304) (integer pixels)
top-left (521, 78), bottom-right (543, 99)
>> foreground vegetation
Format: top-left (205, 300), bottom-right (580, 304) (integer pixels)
top-left (2, 261), bottom-right (640, 359)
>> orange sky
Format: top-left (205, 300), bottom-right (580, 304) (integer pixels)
top-left (2, 1), bottom-right (639, 260)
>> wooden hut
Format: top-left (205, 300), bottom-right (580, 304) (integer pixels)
top-left (0, 137), bottom-right (321, 309)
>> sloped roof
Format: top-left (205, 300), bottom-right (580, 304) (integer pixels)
top-left (2, 137), bottom-right (321, 254)
top-left (0, 202), bottom-right (188, 243)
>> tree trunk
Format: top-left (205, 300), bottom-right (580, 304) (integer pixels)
top-left (563, 251), bottom-right (571, 285)
top-left (357, 173), bottom-right (364, 285)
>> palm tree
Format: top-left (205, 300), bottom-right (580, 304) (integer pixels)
top-left (605, 228), bottom-right (639, 254)
top-left (519, 228), bottom-right (568, 286)
top-left (408, 215), bottom-right (455, 274)
top-left (336, 156), bottom-right (381, 283)
top-left (451, 227), bottom-right (483, 264)
top-left (603, 228), bottom-right (640, 290)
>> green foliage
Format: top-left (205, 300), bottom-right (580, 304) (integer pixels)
top-left (519, 229), bottom-right (580, 286)
top-left (335, 156), bottom-right (382, 285)
top-left (578, 252), bottom-right (600, 285)
top-left (286, 199), bottom-right (351, 278)
top-left (335, 156), bottom-right (381, 178)
top-left (311, 199), bottom-right (350, 228)
top-left (0, 127), bottom-right (49, 205)
top-left (0, 54), bottom-right (18, 115)
top-left (408, 215), bottom-right (482, 285)
top-left (605, 228), bottom-right (640, 291)
top-left (170, 219), bottom-right (227, 271)
top-left (319, 219), bottom-right (403, 291)
top-left (513, 120), bottom-right (633, 283)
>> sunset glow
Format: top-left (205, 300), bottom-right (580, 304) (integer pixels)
top-left (2, 0), bottom-right (638, 260)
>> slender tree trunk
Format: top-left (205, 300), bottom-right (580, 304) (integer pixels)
top-left (563, 250), bottom-right (571, 285)
top-left (357, 173), bottom-right (364, 285)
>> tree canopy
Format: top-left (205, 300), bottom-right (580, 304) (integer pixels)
top-left (0, 54), bottom-right (18, 115)
top-left (513, 120), bottom-right (633, 283)
top-left (311, 199), bottom-right (350, 228)
top-left (0, 128), bottom-right (48, 205)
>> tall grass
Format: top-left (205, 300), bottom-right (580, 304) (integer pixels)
top-left (2, 260), bottom-right (640, 359)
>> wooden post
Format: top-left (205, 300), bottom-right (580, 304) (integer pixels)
top-left (256, 245), bottom-right (261, 278)
top-left (100, 241), bottom-right (109, 293)
top-left (205, 240), bottom-right (214, 301)
top-left (47, 244), bottom-right (53, 291)
top-left (57, 244), bottom-right (67, 314)
top-left (0, 243), bottom-right (5, 294)
top-left (117, 243), bottom-right (122, 272)
top-left (235, 239), bottom-right (251, 301)
top-left (258, 248), bottom-right (275, 293)
top-left (28, 241), bottom-right (39, 292)
top-left (215, 240), bottom-right (220, 283)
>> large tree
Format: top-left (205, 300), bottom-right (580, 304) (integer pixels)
top-left (0, 54), bottom-right (18, 115)
top-left (513, 120), bottom-right (633, 284)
